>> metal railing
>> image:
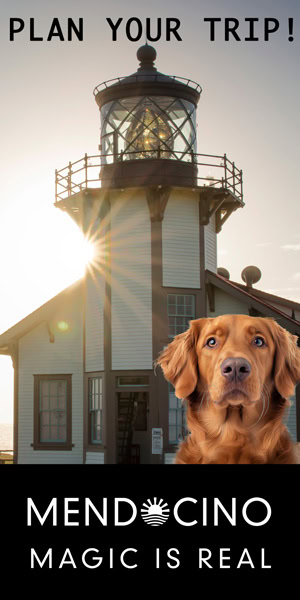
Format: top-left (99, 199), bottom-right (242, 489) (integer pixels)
top-left (55, 150), bottom-right (243, 203)
top-left (93, 74), bottom-right (202, 96)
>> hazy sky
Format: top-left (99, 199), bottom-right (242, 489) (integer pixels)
top-left (0, 0), bottom-right (299, 422)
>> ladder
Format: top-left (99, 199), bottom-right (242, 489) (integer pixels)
top-left (117, 393), bottom-right (138, 464)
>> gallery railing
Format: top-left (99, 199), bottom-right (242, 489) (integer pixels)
top-left (93, 74), bottom-right (202, 96)
top-left (55, 150), bottom-right (243, 203)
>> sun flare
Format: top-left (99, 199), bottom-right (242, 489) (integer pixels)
top-left (80, 236), bottom-right (96, 267)
top-left (58, 219), bottom-right (99, 279)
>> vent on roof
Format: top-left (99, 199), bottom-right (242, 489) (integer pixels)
top-left (217, 267), bottom-right (230, 280)
top-left (241, 266), bottom-right (261, 288)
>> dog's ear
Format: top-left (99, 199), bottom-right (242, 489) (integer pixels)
top-left (266, 319), bottom-right (300, 399)
top-left (155, 319), bottom-right (206, 399)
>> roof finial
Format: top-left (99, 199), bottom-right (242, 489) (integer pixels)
top-left (136, 43), bottom-right (157, 71)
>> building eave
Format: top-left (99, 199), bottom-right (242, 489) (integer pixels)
top-left (205, 270), bottom-right (300, 334)
top-left (231, 281), bottom-right (300, 311)
top-left (0, 279), bottom-right (83, 350)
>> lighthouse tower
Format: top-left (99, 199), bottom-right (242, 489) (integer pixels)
top-left (55, 45), bottom-right (244, 464)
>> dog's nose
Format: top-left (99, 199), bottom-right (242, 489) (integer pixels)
top-left (220, 357), bottom-right (251, 382)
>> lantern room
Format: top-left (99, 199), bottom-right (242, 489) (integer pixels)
top-left (93, 44), bottom-right (201, 188)
top-left (95, 45), bottom-right (198, 163)
top-left (55, 44), bottom-right (243, 225)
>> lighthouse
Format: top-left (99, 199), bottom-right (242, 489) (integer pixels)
top-left (1, 44), bottom-right (299, 465)
top-left (1, 44), bottom-right (298, 466)
top-left (54, 44), bottom-right (244, 464)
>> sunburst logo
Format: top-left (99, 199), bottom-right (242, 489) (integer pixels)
top-left (140, 498), bottom-right (170, 526)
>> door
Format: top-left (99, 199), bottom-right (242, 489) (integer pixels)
top-left (116, 375), bottom-right (151, 464)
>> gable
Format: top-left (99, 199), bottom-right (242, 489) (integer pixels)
top-left (208, 287), bottom-right (247, 317)
top-left (0, 280), bottom-right (83, 351)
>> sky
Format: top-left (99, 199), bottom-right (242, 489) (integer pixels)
top-left (0, 0), bottom-right (299, 423)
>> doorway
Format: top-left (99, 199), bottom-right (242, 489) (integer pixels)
top-left (116, 375), bottom-right (150, 464)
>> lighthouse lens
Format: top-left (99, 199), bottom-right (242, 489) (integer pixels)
top-left (100, 96), bottom-right (196, 164)
top-left (125, 105), bottom-right (173, 158)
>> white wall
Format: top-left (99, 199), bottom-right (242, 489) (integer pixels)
top-left (110, 191), bottom-right (152, 369)
top-left (85, 269), bottom-right (104, 372)
top-left (164, 452), bottom-right (176, 464)
top-left (204, 212), bottom-right (217, 272)
top-left (162, 190), bottom-right (200, 288)
top-left (18, 288), bottom-right (83, 464)
top-left (208, 287), bottom-right (247, 317)
top-left (269, 301), bottom-right (298, 320)
top-left (85, 451), bottom-right (105, 464)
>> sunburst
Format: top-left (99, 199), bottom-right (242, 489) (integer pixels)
top-left (140, 497), bottom-right (170, 526)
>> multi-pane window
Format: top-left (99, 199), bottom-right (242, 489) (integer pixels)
top-left (33, 374), bottom-right (72, 450)
top-left (89, 377), bottom-right (103, 444)
top-left (168, 384), bottom-right (188, 444)
top-left (285, 394), bottom-right (297, 442)
top-left (39, 379), bottom-right (67, 442)
top-left (167, 294), bottom-right (195, 337)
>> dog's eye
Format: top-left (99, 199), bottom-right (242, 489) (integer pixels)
top-left (206, 337), bottom-right (217, 348)
top-left (253, 336), bottom-right (265, 347)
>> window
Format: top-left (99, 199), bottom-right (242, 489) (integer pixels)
top-left (167, 294), bottom-right (195, 337)
top-left (33, 375), bottom-right (72, 450)
top-left (117, 376), bottom-right (149, 387)
top-left (88, 377), bottom-right (103, 444)
top-left (168, 384), bottom-right (188, 444)
top-left (285, 393), bottom-right (297, 442)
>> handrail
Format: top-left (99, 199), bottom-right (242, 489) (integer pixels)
top-left (55, 150), bottom-right (243, 204)
top-left (93, 74), bottom-right (202, 96)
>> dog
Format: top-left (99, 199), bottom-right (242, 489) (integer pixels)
top-left (156, 315), bottom-right (300, 464)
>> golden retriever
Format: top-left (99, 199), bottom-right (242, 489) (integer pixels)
top-left (156, 315), bottom-right (300, 464)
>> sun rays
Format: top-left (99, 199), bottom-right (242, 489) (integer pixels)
top-left (83, 195), bottom-right (153, 334)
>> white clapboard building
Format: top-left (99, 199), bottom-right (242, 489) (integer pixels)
top-left (0, 45), bottom-right (299, 464)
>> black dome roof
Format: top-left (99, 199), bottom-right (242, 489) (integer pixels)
top-left (94, 45), bottom-right (202, 108)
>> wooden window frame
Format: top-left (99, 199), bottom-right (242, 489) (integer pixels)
top-left (168, 383), bottom-right (188, 444)
top-left (32, 374), bottom-right (73, 451)
top-left (85, 372), bottom-right (106, 452)
top-left (116, 375), bottom-right (149, 388)
top-left (88, 376), bottom-right (104, 446)
top-left (167, 294), bottom-right (195, 338)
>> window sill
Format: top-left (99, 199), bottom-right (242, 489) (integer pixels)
top-left (31, 443), bottom-right (74, 451)
top-left (86, 444), bottom-right (106, 452)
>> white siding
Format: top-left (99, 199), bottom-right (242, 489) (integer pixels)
top-left (271, 302), bottom-right (293, 317)
top-left (85, 452), bottom-right (105, 464)
top-left (164, 452), bottom-right (176, 464)
top-left (18, 289), bottom-right (83, 464)
top-left (110, 191), bottom-right (152, 369)
top-left (269, 301), bottom-right (300, 322)
top-left (162, 191), bottom-right (200, 288)
top-left (85, 270), bottom-right (104, 372)
top-left (204, 213), bottom-right (217, 272)
top-left (209, 287), bottom-right (247, 317)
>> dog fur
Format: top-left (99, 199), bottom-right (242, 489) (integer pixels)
top-left (156, 315), bottom-right (300, 464)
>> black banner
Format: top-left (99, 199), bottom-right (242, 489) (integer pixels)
top-left (0, 465), bottom-right (298, 584)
